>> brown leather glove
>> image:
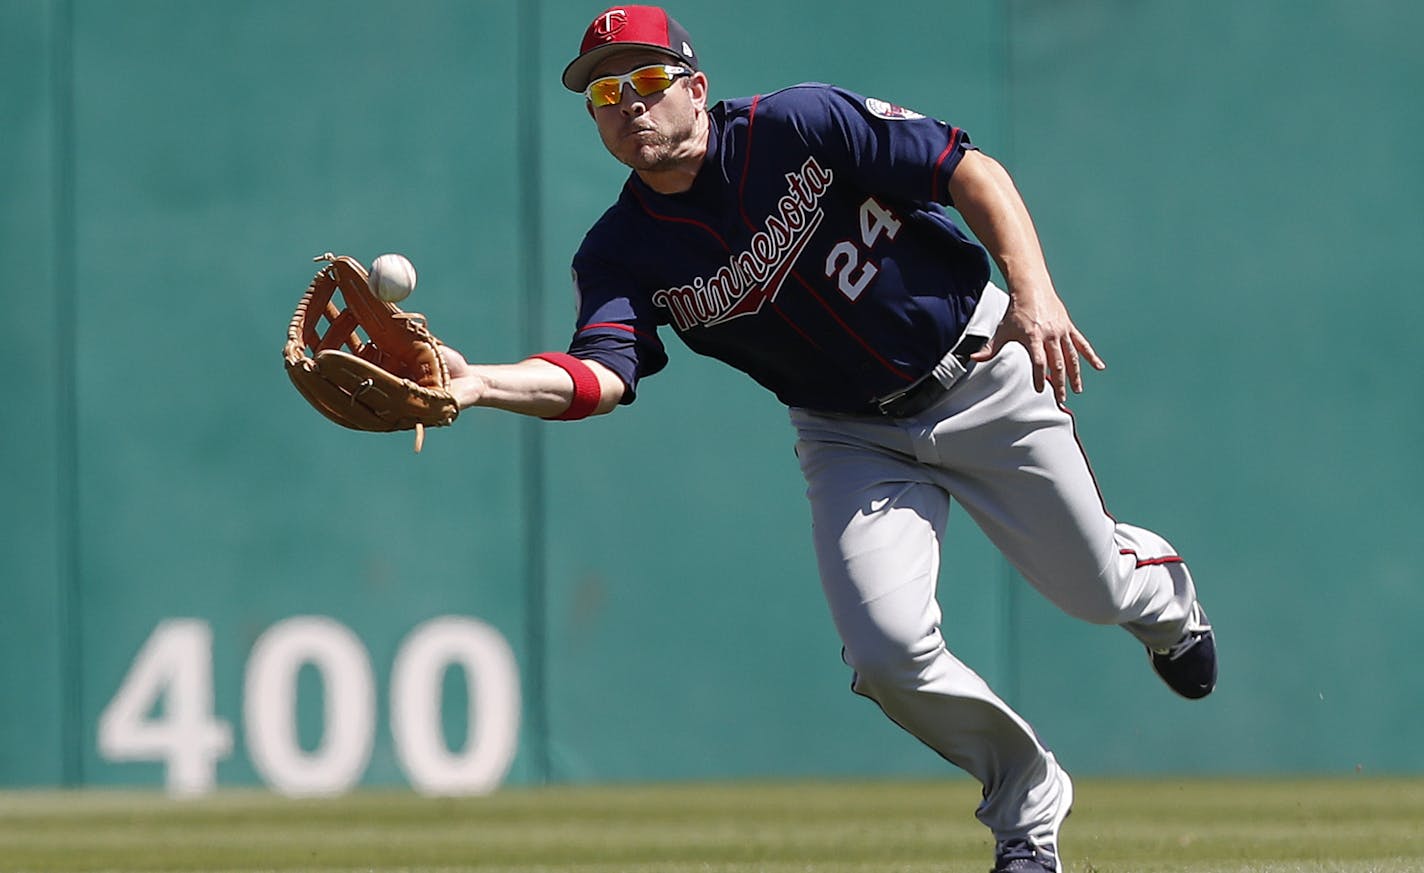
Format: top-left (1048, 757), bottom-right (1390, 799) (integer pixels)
top-left (284, 253), bottom-right (458, 452)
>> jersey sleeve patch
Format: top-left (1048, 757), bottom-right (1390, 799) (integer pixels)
top-left (865, 97), bottom-right (926, 120)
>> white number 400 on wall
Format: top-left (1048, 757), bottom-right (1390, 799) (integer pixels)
top-left (97, 616), bottom-right (520, 798)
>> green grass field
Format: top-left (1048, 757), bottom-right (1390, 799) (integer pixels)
top-left (1, 777), bottom-right (1421, 873)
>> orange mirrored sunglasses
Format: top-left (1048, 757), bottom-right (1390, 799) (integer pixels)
top-left (584, 64), bottom-right (692, 108)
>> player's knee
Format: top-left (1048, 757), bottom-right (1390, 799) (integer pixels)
top-left (842, 639), bottom-right (935, 695)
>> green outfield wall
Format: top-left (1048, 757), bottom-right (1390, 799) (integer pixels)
top-left (3, 0), bottom-right (1420, 794)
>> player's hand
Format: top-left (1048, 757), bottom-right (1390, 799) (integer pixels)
top-left (971, 288), bottom-right (1105, 403)
top-left (439, 345), bottom-right (488, 409)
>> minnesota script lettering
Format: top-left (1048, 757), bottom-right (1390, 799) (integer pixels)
top-left (653, 156), bottom-right (834, 330)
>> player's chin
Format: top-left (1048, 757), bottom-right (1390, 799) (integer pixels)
top-left (616, 149), bottom-right (663, 172)
top-left (627, 144), bottom-right (684, 172)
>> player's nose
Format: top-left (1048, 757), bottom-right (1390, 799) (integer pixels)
top-left (616, 87), bottom-right (647, 115)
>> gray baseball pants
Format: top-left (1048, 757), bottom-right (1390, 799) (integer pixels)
top-left (788, 284), bottom-right (1199, 842)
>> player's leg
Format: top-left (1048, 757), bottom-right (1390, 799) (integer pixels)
top-left (790, 408), bottom-right (1072, 851)
top-left (924, 342), bottom-right (1205, 657)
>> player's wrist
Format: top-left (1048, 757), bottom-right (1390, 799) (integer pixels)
top-left (1003, 282), bottom-right (1064, 320)
top-left (449, 372), bottom-right (489, 410)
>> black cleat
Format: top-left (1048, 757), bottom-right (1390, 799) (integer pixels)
top-left (992, 838), bottom-right (1058, 872)
top-left (1149, 601), bottom-right (1217, 699)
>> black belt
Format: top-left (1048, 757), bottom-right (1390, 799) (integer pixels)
top-left (874, 335), bottom-right (987, 418)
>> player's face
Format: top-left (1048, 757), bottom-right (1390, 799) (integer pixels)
top-left (586, 51), bottom-right (707, 173)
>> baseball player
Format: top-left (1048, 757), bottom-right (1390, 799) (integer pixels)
top-left (439, 7), bottom-right (1218, 872)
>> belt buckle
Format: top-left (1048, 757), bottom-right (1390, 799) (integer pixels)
top-left (875, 376), bottom-right (929, 416)
top-left (875, 391), bottom-right (908, 416)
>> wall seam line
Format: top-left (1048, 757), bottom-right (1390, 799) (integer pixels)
top-left (516, 0), bottom-right (550, 785)
top-left (52, 0), bottom-right (82, 787)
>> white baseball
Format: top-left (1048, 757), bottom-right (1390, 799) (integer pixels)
top-left (370, 253), bottom-right (417, 303)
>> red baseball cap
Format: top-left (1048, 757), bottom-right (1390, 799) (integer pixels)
top-left (562, 6), bottom-right (699, 92)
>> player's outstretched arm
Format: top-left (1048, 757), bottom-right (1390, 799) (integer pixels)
top-left (949, 150), bottom-right (1106, 402)
top-left (440, 346), bottom-right (626, 419)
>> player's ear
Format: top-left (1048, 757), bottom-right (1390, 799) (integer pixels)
top-left (687, 71), bottom-right (709, 108)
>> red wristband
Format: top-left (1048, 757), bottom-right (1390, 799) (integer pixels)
top-left (530, 353), bottom-right (602, 421)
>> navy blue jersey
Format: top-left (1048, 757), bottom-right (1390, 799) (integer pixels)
top-left (568, 83), bottom-right (992, 414)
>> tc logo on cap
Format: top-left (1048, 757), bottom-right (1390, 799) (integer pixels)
top-left (592, 9), bottom-right (628, 40)
top-left (563, 5), bottom-right (698, 92)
